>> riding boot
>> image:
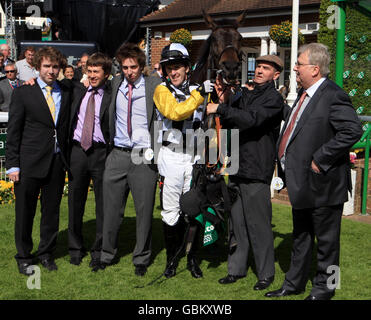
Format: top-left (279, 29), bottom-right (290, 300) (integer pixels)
top-left (187, 223), bottom-right (203, 278)
top-left (163, 222), bottom-right (180, 278)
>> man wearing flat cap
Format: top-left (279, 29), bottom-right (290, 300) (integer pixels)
top-left (207, 54), bottom-right (285, 290)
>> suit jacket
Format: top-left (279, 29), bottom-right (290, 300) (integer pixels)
top-left (69, 80), bottom-right (112, 155)
top-left (6, 79), bottom-right (72, 178)
top-left (108, 74), bottom-right (162, 150)
top-left (277, 78), bottom-right (363, 209)
top-left (0, 79), bottom-right (24, 111)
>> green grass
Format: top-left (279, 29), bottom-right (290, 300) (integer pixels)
top-left (0, 191), bottom-right (370, 300)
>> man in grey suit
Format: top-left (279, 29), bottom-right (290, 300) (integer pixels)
top-left (97, 43), bottom-right (161, 276)
top-left (0, 63), bottom-right (23, 111)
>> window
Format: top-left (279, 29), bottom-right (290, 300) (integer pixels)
top-left (247, 53), bottom-right (256, 80)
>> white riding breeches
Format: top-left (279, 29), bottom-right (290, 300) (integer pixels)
top-left (158, 146), bottom-right (194, 226)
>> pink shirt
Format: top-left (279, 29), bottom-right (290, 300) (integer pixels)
top-left (73, 86), bottom-right (105, 143)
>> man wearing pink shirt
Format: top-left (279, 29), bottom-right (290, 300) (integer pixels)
top-left (68, 53), bottom-right (112, 269)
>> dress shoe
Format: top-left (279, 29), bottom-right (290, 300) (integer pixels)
top-left (304, 292), bottom-right (334, 300)
top-left (89, 258), bottom-right (100, 268)
top-left (70, 256), bottom-right (83, 266)
top-left (218, 274), bottom-right (244, 284)
top-left (253, 276), bottom-right (274, 290)
top-left (187, 256), bottom-right (203, 278)
top-left (265, 287), bottom-right (303, 298)
top-left (164, 260), bottom-right (178, 278)
top-left (91, 261), bottom-right (108, 272)
top-left (17, 262), bottom-right (35, 276)
top-left (135, 265), bottom-right (147, 276)
top-left (39, 258), bottom-right (58, 271)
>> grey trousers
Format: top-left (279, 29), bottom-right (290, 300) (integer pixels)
top-left (227, 178), bottom-right (275, 280)
top-left (101, 148), bottom-right (157, 266)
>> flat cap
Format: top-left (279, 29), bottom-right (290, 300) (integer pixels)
top-left (256, 55), bottom-right (284, 72)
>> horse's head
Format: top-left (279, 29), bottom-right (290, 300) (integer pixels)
top-left (203, 10), bottom-right (247, 86)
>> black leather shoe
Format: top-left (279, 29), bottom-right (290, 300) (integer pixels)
top-left (265, 287), bottom-right (303, 298)
top-left (253, 276), bottom-right (274, 290)
top-left (70, 256), bottom-right (82, 266)
top-left (304, 292), bottom-right (334, 300)
top-left (164, 261), bottom-right (178, 278)
top-left (135, 265), bottom-right (147, 276)
top-left (91, 261), bottom-right (107, 272)
top-left (39, 258), bottom-right (58, 271)
top-left (17, 262), bottom-right (35, 276)
top-left (187, 256), bottom-right (203, 278)
top-left (89, 259), bottom-right (100, 268)
top-left (218, 274), bottom-right (244, 284)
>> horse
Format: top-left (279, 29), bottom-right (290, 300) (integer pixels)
top-left (189, 10), bottom-right (247, 163)
top-left (190, 9), bottom-right (247, 87)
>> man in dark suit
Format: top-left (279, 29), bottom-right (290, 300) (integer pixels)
top-left (265, 43), bottom-right (363, 300)
top-left (68, 53), bottom-right (112, 269)
top-left (6, 46), bottom-right (72, 275)
top-left (96, 43), bottom-right (161, 276)
top-left (0, 63), bottom-right (24, 111)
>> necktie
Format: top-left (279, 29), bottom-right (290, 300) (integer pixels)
top-left (127, 83), bottom-right (133, 138)
top-left (278, 91), bottom-right (307, 159)
top-left (45, 85), bottom-right (56, 122)
top-left (80, 89), bottom-right (98, 151)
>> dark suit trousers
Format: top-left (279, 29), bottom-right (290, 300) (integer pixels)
top-left (101, 148), bottom-right (157, 266)
top-left (227, 178), bottom-right (275, 279)
top-left (14, 154), bottom-right (65, 264)
top-left (68, 144), bottom-right (106, 260)
top-left (283, 204), bottom-right (343, 296)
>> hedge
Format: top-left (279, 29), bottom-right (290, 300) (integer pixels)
top-left (318, 0), bottom-right (370, 116)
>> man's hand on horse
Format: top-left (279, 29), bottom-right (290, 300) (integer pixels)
top-left (206, 103), bottom-right (219, 115)
top-left (215, 74), bottom-right (233, 103)
top-left (197, 80), bottom-right (214, 95)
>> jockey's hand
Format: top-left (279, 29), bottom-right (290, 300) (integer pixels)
top-left (197, 80), bottom-right (214, 95)
top-left (206, 103), bottom-right (219, 115)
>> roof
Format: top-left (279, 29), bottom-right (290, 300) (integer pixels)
top-left (140, 0), bottom-right (321, 23)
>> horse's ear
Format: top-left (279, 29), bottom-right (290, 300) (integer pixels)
top-left (202, 9), bottom-right (217, 30)
top-left (235, 10), bottom-right (247, 27)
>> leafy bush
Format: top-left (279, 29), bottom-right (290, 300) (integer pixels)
top-left (170, 28), bottom-right (192, 47)
top-left (269, 20), bottom-right (305, 45)
top-left (0, 180), bottom-right (15, 205)
top-left (319, 1), bottom-right (370, 116)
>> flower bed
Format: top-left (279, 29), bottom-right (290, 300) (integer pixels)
top-left (0, 180), bottom-right (15, 205)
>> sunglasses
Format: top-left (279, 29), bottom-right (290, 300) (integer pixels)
top-left (5, 70), bottom-right (16, 73)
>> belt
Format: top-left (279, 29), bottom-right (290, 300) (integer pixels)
top-left (113, 145), bottom-right (133, 152)
top-left (73, 140), bottom-right (106, 149)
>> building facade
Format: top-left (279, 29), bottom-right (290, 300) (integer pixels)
top-left (140, 0), bottom-right (321, 88)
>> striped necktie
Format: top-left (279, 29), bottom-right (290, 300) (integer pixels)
top-left (45, 85), bottom-right (56, 122)
top-left (278, 91), bottom-right (307, 159)
top-left (80, 89), bottom-right (98, 151)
